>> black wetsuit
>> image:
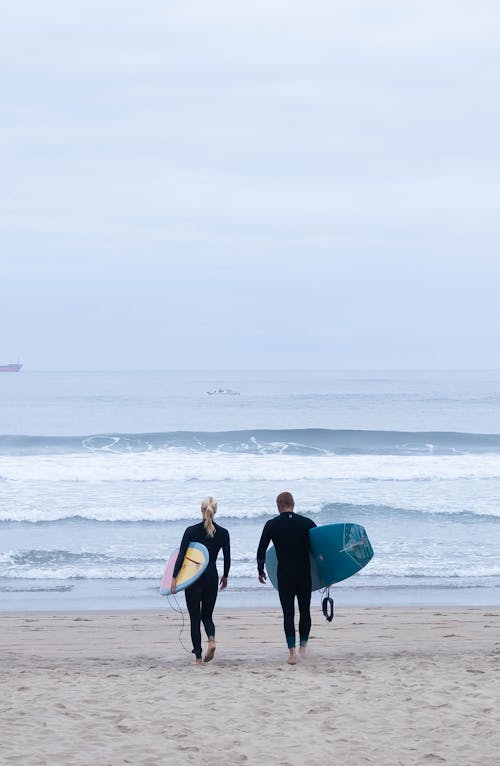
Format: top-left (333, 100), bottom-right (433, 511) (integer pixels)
top-left (257, 512), bottom-right (316, 649)
top-left (173, 521), bottom-right (230, 659)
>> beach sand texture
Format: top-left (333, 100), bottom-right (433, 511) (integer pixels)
top-left (1, 607), bottom-right (499, 766)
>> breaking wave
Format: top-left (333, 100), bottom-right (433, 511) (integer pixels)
top-left (2, 428), bottom-right (500, 456)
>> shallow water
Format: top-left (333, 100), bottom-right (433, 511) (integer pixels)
top-left (1, 369), bottom-right (500, 609)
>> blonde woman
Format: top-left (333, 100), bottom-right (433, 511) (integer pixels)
top-left (170, 497), bottom-right (230, 664)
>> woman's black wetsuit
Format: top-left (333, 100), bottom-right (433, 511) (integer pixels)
top-left (173, 521), bottom-right (230, 659)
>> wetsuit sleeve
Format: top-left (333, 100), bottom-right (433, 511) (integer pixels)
top-left (222, 530), bottom-right (230, 578)
top-left (172, 528), bottom-right (190, 579)
top-left (256, 521), bottom-right (272, 575)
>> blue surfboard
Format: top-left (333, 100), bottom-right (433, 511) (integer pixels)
top-left (265, 522), bottom-right (373, 591)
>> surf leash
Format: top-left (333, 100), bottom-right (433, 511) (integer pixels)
top-left (166, 593), bottom-right (192, 654)
top-left (321, 586), bottom-right (334, 622)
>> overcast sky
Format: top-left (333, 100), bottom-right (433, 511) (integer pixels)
top-left (1, 1), bottom-right (499, 370)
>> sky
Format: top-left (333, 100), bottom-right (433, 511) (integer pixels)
top-left (1, 0), bottom-right (499, 370)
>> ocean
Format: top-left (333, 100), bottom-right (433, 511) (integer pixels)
top-left (1, 370), bottom-right (500, 611)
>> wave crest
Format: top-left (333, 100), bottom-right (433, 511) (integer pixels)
top-left (2, 428), bottom-right (500, 456)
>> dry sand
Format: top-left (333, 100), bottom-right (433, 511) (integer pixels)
top-left (1, 606), bottom-right (499, 765)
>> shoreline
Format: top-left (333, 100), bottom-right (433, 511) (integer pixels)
top-left (2, 577), bottom-right (500, 612)
top-left (2, 606), bottom-right (499, 765)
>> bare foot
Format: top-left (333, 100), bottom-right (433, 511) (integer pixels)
top-left (299, 645), bottom-right (307, 659)
top-left (193, 657), bottom-right (203, 665)
top-left (287, 649), bottom-right (297, 665)
top-left (204, 641), bottom-right (216, 663)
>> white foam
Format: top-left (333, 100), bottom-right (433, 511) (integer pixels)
top-left (1, 451), bottom-right (500, 523)
top-left (2, 451), bottom-right (500, 483)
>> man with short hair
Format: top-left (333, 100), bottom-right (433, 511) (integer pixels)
top-left (257, 491), bottom-right (316, 664)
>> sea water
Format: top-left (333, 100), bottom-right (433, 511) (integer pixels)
top-left (1, 370), bottom-right (500, 610)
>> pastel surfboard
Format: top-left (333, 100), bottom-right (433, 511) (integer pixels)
top-left (265, 523), bottom-right (373, 591)
top-left (160, 541), bottom-right (209, 595)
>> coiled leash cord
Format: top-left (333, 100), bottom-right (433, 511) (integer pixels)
top-left (166, 593), bottom-right (192, 654)
top-left (321, 586), bottom-right (334, 622)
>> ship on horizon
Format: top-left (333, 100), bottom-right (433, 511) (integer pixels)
top-left (0, 361), bottom-right (23, 372)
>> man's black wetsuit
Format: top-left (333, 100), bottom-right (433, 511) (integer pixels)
top-left (257, 512), bottom-right (316, 649)
top-left (173, 521), bottom-right (230, 659)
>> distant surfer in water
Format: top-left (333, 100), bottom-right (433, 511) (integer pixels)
top-left (257, 492), bottom-right (316, 664)
top-left (170, 497), bottom-right (230, 665)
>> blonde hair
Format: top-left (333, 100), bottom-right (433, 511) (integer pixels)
top-left (201, 496), bottom-right (217, 538)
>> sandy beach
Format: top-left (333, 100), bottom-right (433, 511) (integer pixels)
top-left (1, 606), bottom-right (499, 765)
